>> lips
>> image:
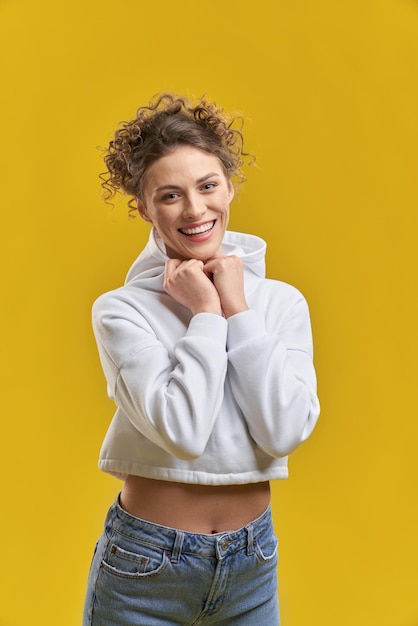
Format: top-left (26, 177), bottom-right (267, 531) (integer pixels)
top-left (178, 221), bottom-right (215, 236)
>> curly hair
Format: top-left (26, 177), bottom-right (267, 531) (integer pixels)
top-left (100, 93), bottom-right (253, 216)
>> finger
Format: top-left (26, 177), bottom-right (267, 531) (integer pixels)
top-left (182, 259), bottom-right (206, 276)
top-left (202, 265), bottom-right (214, 283)
top-left (204, 257), bottom-right (233, 276)
top-left (203, 257), bottom-right (223, 273)
top-left (165, 258), bottom-right (183, 276)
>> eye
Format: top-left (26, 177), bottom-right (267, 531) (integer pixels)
top-left (161, 192), bottom-right (180, 201)
top-left (201, 182), bottom-right (217, 191)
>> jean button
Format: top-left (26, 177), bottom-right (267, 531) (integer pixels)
top-left (221, 540), bottom-right (228, 551)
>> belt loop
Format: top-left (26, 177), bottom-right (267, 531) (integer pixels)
top-left (246, 524), bottom-right (255, 556)
top-left (170, 531), bottom-right (184, 563)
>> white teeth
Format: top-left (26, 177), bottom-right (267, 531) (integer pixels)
top-left (180, 221), bottom-right (214, 236)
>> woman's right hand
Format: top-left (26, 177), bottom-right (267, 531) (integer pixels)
top-left (164, 258), bottom-right (222, 316)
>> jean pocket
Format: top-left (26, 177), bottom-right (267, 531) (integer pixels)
top-left (101, 538), bottom-right (169, 579)
top-left (253, 531), bottom-right (279, 563)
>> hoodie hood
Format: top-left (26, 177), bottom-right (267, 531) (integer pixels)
top-left (125, 228), bottom-right (267, 291)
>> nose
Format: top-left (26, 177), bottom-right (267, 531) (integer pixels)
top-left (182, 193), bottom-right (206, 220)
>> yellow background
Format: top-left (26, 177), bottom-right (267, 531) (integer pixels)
top-left (1, 0), bottom-right (417, 624)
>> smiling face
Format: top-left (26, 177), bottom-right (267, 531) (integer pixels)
top-left (136, 146), bottom-right (234, 261)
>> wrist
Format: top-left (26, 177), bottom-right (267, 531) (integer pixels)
top-left (223, 305), bottom-right (249, 319)
top-left (191, 301), bottom-right (223, 316)
top-left (222, 296), bottom-right (249, 319)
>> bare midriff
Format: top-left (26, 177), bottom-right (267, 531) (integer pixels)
top-left (120, 475), bottom-right (271, 534)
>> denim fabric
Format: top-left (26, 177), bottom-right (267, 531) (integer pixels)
top-left (83, 497), bottom-right (280, 625)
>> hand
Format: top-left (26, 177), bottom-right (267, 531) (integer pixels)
top-left (164, 258), bottom-right (222, 316)
top-left (203, 255), bottom-right (249, 318)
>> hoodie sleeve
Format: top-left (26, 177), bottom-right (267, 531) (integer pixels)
top-left (92, 292), bottom-right (228, 460)
top-left (226, 288), bottom-right (320, 458)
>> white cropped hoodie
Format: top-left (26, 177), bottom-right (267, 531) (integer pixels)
top-left (93, 228), bottom-right (320, 485)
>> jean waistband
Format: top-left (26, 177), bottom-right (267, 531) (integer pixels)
top-left (105, 496), bottom-right (273, 561)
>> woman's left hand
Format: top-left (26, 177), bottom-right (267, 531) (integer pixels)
top-left (203, 255), bottom-right (249, 318)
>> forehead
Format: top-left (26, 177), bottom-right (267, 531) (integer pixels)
top-left (145, 146), bottom-right (225, 187)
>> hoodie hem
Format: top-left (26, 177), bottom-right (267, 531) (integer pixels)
top-left (98, 459), bottom-right (289, 485)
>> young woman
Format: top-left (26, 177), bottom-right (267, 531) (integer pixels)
top-left (83, 94), bottom-right (320, 625)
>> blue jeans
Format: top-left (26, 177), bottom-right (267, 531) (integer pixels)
top-left (83, 497), bottom-right (280, 625)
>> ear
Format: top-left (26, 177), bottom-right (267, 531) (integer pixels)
top-left (227, 180), bottom-right (235, 203)
top-left (136, 197), bottom-right (152, 223)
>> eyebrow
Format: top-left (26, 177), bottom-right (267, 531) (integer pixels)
top-left (155, 172), bottom-right (221, 192)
